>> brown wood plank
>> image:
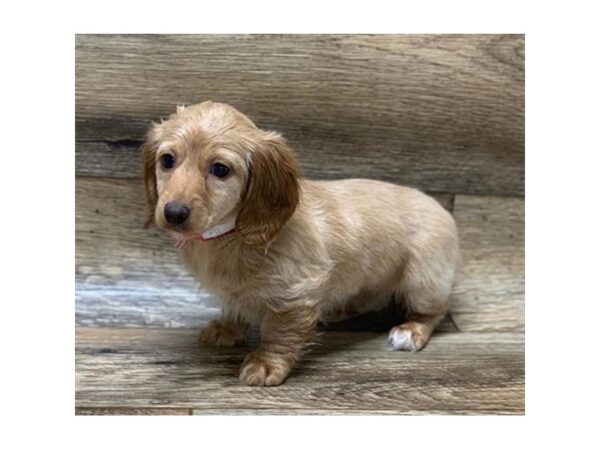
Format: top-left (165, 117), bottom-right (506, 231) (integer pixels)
top-left (75, 176), bottom-right (453, 329)
top-left (76, 327), bottom-right (524, 415)
top-left (75, 34), bottom-right (524, 196)
top-left (451, 196), bottom-right (524, 331)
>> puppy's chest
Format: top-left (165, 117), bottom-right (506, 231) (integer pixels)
top-left (181, 243), bottom-right (273, 298)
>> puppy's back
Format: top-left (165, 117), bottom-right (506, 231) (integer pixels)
top-left (299, 178), bottom-right (458, 281)
top-left (303, 178), bottom-right (455, 241)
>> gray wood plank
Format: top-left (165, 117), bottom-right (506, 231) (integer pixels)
top-left (76, 328), bottom-right (524, 415)
top-left (76, 141), bottom-right (142, 179)
top-left (75, 176), bottom-right (453, 329)
top-left (191, 409), bottom-right (421, 415)
top-left (451, 195), bottom-right (524, 331)
top-left (75, 407), bottom-right (191, 415)
top-left (76, 34), bottom-right (524, 196)
top-left (75, 177), bottom-right (220, 328)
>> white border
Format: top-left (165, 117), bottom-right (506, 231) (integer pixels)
top-left (2, 0), bottom-right (600, 448)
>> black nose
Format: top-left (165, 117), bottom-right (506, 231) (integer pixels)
top-left (164, 202), bottom-right (191, 226)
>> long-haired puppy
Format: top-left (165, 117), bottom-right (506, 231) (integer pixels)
top-left (143, 101), bottom-right (460, 386)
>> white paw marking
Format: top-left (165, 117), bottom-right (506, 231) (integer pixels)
top-left (388, 328), bottom-right (418, 352)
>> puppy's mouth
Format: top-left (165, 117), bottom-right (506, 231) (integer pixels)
top-left (170, 224), bottom-right (191, 234)
top-left (169, 226), bottom-right (203, 240)
top-left (157, 217), bottom-right (206, 236)
top-left (171, 217), bottom-right (237, 250)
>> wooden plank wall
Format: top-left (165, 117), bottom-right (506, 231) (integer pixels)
top-left (76, 34), bottom-right (524, 196)
top-left (452, 196), bottom-right (524, 331)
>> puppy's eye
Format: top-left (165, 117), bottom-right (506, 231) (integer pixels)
top-left (160, 154), bottom-right (175, 169)
top-left (210, 162), bottom-right (230, 178)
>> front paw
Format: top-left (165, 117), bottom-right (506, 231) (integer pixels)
top-left (199, 320), bottom-right (244, 347)
top-left (239, 350), bottom-right (292, 386)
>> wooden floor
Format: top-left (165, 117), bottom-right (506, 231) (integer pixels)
top-left (76, 328), bottom-right (523, 415)
top-left (75, 181), bottom-right (524, 415)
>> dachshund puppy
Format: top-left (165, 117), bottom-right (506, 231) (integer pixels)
top-left (143, 101), bottom-right (460, 386)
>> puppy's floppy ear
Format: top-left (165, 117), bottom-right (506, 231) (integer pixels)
top-left (141, 125), bottom-right (160, 228)
top-left (237, 132), bottom-right (301, 247)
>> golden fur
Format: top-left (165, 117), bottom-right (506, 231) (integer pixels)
top-left (143, 101), bottom-right (460, 386)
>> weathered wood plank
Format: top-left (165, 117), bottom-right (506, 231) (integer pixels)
top-left (191, 409), bottom-right (418, 415)
top-left (76, 328), bottom-right (524, 415)
top-left (451, 196), bottom-right (524, 331)
top-left (76, 141), bottom-right (142, 179)
top-left (75, 407), bottom-right (191, 415)
top-left (75, 177), bottom-right (219, 328)
top-left (76, 34), bottom-right (524, 196)
top-left (75, 176), bottom-right (453, 329)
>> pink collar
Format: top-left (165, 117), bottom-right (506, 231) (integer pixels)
top-left (174, 218), bottom-right (236, 251)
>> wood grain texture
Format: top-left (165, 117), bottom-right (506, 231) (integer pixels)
top-left (75, 407), bottom-right (191, 415)
top-left (75, 34), bottom-right (524, 196)
top-left (76, 141), bottom-right (142, 179)
top-left (75, 327), bottom-right (524, 415)
top-left (451, 195), bottom-right (524, 331)
top-left (75, 176), bottom-right (453, 329)
top-left (191, 409), bottom-right (422, 415)
top-left (75, 177), bottom-right (219, 328)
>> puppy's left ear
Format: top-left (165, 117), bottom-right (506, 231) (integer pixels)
top-left (141, 125), bottom-right (160, 228)
top-left (237, 132), bottom-right (301, 247)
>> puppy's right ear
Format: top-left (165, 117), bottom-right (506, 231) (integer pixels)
top-left (142, 125), bottom-right (160, 228)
